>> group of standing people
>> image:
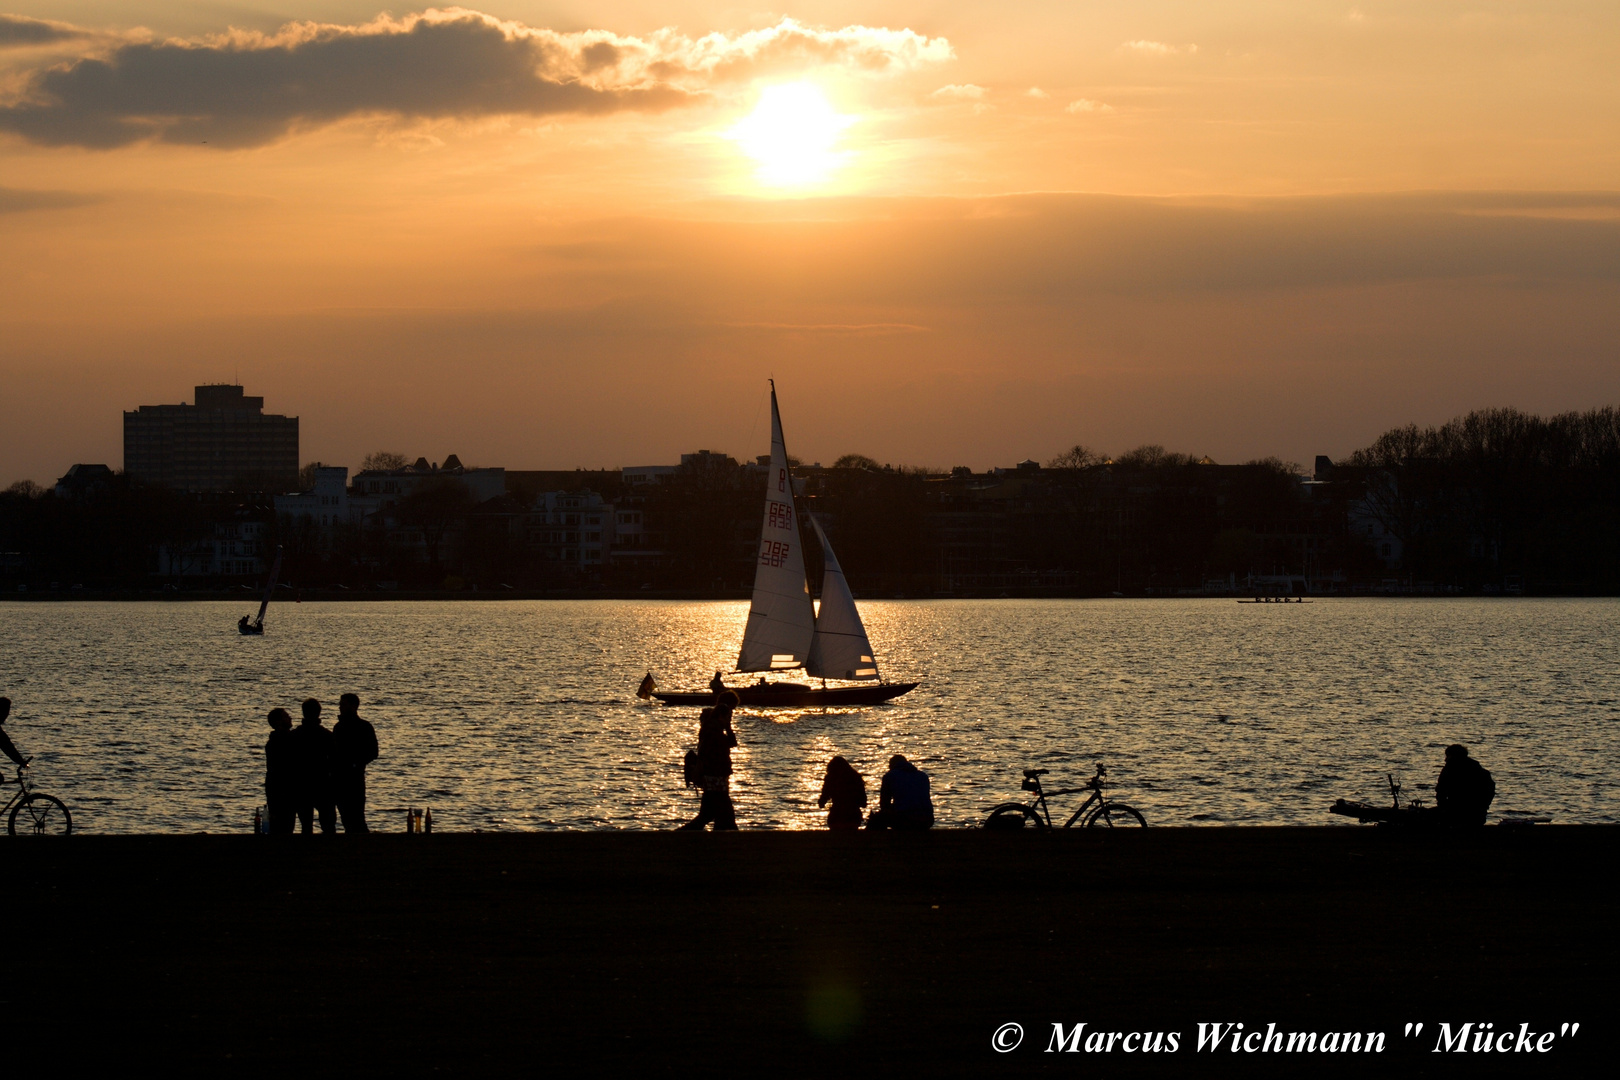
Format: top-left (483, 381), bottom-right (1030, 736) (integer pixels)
top-left (677, 689), bottom-right (934, 831)
top-left (264, 694), bottom-right (379, 835)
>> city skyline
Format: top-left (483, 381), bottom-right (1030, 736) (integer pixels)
top-left (3, 3), bottom-right (1618, 487)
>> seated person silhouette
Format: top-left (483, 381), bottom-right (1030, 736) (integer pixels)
top-left (1435, 744), bottom-right (1495, 827)
top-left (817, 755), bottom-right (867, 830)
top-left (867, 754), bottom-right (934, 830)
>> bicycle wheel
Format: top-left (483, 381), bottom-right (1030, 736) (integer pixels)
top-left (9, 793), bottom-right (72, 836)
top-left (984, 803), bottom-right (1044, 830)
top-left (1085, 802), bottom-right (1146, 828)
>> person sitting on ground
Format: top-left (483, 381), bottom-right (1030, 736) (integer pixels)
top-left (1435, 743), bottom-right (1495, 827)
top-left (264, 708), bottom-right (296, 835)
top-left (678, 691), bottom-right (740, 831)
top-left (818, 755), bottom-right (867, 830)
top-left (867, 754), bottom-right (934, 830)
top-left (0, 697), bottom-right (31, 772)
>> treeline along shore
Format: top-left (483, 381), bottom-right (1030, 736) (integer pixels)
top-left (12, 828), bottom-right (1610, 1073)
top-left (6, 406), bottom-right (1620, 597)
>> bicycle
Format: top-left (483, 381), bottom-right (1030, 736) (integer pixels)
top-left (984, 763), bottom-right (1146, 829)
top-left (3, 764), bottom-right (72, 836)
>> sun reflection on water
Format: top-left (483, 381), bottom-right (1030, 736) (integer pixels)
top-left (1, 598), bottom-right (1615, 833)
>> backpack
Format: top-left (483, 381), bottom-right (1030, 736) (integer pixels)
top-left (683, 749), bottom-right (702, 789)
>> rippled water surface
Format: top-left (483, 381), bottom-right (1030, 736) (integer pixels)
top-left (1, 599), bottom-right (1615, 833)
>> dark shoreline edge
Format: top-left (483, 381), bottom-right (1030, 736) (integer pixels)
top-left (9, 591), bottom-right (1619, 602)
top-left (14, 827), bottom-right (1612, 1073)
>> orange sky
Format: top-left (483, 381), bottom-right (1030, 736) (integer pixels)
top-left (2, 3), bottom-right (1618, 485)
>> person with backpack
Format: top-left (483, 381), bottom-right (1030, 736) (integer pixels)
top-left (678, 692), bottom-right (739, 830)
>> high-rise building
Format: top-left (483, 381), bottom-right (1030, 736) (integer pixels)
top-left (123, 384), bottom-right (299, 492)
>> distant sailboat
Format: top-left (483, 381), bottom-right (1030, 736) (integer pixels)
top-left (238, 545), bottom-right (282, 635)
top-left (646, 384), bottom-right (917, 708)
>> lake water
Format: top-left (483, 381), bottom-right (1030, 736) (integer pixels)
top-left (0, 599), bottom-right (1615, 833)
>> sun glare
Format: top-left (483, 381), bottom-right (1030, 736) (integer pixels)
top-left (728, 83), bottom-right (855, 188)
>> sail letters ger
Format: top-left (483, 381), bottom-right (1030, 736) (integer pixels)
top-left (805, 517), bottom-right (880, 681)
top-left (737, 387), bottom-right (815, 672)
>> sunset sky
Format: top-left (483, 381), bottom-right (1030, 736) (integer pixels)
top-left (2, 2), bottom-right (1617, 486)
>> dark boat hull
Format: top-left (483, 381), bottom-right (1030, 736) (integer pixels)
top-left (652, 682), bottom-right (919, 708)
top-left (238, 624), bottom-right (264, 636)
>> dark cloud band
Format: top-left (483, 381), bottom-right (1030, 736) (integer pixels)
top-left (0, 12), bottom-right (685, 148)
top-left (0, 14), bottom-right (86, 46)
top-left (0, 10), bottom-right (949, 149)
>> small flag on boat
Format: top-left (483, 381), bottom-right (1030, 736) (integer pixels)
top-left (637, 673), bottom-right (656, 699)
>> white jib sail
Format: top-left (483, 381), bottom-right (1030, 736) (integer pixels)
top-left (737, 386), bottom-right (816, 672)
top-left (805, 517), bottom-right (880, 681)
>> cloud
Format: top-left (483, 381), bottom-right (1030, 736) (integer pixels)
top-left (0, 9), bottom-right (953, 149)
top-left (1025, 87), bottom-right (1048, 99)
top-left (0, 14), bottom-right (87, 46)
top-left (931, 83), bottom-right (987, 100)
top-left (1118, 40), bottom-right (1197, 57)
top-left (0, 185), bottom-right (101, 213)
top-left (1065, 99), bottom-right (1113, 115)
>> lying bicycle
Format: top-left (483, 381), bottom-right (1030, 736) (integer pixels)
top-left (984, 763), bottom-right (1146, 829)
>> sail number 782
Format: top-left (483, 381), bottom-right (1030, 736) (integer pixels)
top-left (760, 541), bottom-right (792, 567)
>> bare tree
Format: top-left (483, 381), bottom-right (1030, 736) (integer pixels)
top-left (362, 451), bottom-right (409, 472)
top-left (1046, 445), bottom-right (1103, 469)
top-left (1115, 445), bottom-right (1197, 468)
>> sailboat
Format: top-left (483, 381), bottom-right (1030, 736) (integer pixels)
top-left (645, 384), bottom-right (918, 708)
top-left (237, 545), bottom-right (283, 635)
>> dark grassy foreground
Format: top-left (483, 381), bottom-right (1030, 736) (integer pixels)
top-left (11, 828), bottom-right (1612, 1076)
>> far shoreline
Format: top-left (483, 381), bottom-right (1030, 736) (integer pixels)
top-left (6, 590), bottom-right (1617, 602)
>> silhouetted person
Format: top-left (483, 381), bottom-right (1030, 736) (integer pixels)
top-left (331, 693), bottom-right (379, 834)
top-left (818, 755), bottom-right (867, 830)
top-left (290, 698), bottom-right (335, 834)
top-left (709, 671), bottom-right (727, 694)
top-left (867, 754), bottom-right (934, 830)
top-left (1436, 743), bottom-right (1495, 827)
top-left (679, 691), bottom-right (739, 831)
top-left (264, 708), bottom-right (296, 835)
top-left (0, 697), bottom-right (31, 771)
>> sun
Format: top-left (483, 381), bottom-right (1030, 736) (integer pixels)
top-left (727, 83), bottom-right (855, 188)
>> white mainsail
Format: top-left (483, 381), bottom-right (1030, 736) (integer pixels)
top-left (736, 384), bottom-right (816, 672)
top-left (805, 517), bottom-right (879, 682)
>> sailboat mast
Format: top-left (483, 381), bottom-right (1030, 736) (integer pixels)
top-left (768, 379), bottom-right (813, 598)
top-left (256, 545), bottom-right (282, 625)
top-left (735, 382), bottom-right (817, 673)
